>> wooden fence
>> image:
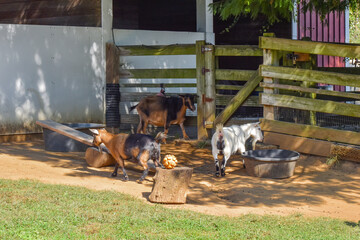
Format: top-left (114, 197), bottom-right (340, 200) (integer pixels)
top-left (259, 36), bottom-right (360, 162)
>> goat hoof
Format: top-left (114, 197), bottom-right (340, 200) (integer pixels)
top-left (122, 176), bottom-right (129, 181)
top-left (136, 179), bottom-right (144, 184)
top-left (221, 172), bottom-right (225, 177)
top-left (215, 173), bottom-right (220, 177)
top-left (111, 173), bottom-right (117, 177)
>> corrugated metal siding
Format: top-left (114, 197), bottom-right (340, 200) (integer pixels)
top-left (298, 5), bottom-right (346, 91)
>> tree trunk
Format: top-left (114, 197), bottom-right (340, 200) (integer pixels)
top-left (85, 147), bottom-right (116, 168)
top-left (149, 167), bottom-right (193, 204)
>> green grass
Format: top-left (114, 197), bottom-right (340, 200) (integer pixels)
top-left (0, 179), bottom-right (359, 240)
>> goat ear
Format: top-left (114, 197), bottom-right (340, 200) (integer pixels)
top-left (89, 129), bottom-right (99, 135)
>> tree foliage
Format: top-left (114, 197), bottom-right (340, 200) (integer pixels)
top-left (211, 0), bottom-right (360, 25)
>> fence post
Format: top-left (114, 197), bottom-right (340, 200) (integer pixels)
top-left (262, 33), bottom-right (279, 120)
top-left (204, 44), bottom-right (216, 129)
top-left (105, 42), bottom-right (121, 133)
top-left (196, 40), bottom-right (207, 140)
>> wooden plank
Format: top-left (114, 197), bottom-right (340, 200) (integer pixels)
top-left (260, 93), bottom-right (360, 118)
top-left (120, 69), bottom-right (196, 79)
top-left (120, 83), bottom-right (196, 88)
top-left (204, 44), bottom-right (216, 128)
top-left (260, 119), bottom-right (360, 146)
top-left (214, 69), bottom-right (262, 125)
top-left (215, 69), bottom-right (255, 81)
top-left (117, 44), bottom-right (196, 56)
top-left (196, 40), bottom-right (207, 140)
top-left (317, 67), bottom-right (360, 75)
top-left (260, 65), bottom-right (360, 88)
top-left (263, 132), bottom-right (332, 157)
top-left (106, 43), bottom-right (120, 84)
top-left (214, 45), bottom-right (263, 56)
top-left (216, 85), bottom-right (262, 91)
top-left (260, 82), bottom-right (360, 100)
top-left (216, 95), bottom-right (260, 106)
top-left (36, 120), bottom-right (94, 146)
top-left (120, 115), bottom-right (197, 126)
top-left (259, 37), bottom-right (360, 59)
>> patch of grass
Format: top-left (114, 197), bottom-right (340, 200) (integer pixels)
top-left (327, 155), bottom-right (340, 168)
top-left (0, 179), bottom-right (359, 239)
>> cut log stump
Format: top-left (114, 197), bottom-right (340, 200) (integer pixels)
top-left (85, 147), bottom-right (116, 168)
top-left (149, 167), bottom-right (193, 204)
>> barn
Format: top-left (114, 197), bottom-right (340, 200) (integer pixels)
top-left (0, 0), bottom-right (351, 141)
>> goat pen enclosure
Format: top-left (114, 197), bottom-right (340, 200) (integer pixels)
top-left (107, 41), bottom-right (264, 139)
top-left (259, 36), bottom-right (360, 162)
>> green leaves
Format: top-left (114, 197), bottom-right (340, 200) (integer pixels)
top-left (211, 0), bottom-right (360, 26)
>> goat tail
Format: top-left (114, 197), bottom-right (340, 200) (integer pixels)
top-left (215, 124), bottom-right (225, 152)
top-left (129, 104), bottom-right (138, 112)
top-left (154, 132), bottom-right (167, 143)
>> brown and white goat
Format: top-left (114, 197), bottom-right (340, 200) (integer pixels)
top-left (90, 129), bottom-right (165, 182)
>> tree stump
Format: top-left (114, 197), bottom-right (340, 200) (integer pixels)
top-left (149, 167), bottom-right (193, 204)
top-left (85, 147), bottom-right (116, 168)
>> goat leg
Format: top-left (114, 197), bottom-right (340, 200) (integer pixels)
top-left (111, 163), bottom-right (119, 177)
top-left (137, 168), bottom-right (149, 183)
top-left (214, 158), bottom-right (221, 177)
top-left (221, 155), bottom-right (230, 177)
top-left (121, 167), bottom-right (129, 181)
top-left (180, 122), bottom-right (190, 140)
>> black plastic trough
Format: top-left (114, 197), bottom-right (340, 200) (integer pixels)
top-left (42, 123), bottom-right (104, 152)
top-left (242, 149), bottom-right (300, 178)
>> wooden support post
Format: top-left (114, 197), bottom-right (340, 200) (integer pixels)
top-left (296, 53), bottom-right (317, 126)
top-left (106, 42), bottom-right (120, 84)
top-left (261, 33), bottom-right (279, 120)
top-left (196, 40), bottom-right (207, 140)
top-left (204, 44), bottom-right (216, 129)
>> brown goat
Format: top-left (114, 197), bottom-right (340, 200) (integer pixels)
top-left (90, 129), bottom-right (165, 182)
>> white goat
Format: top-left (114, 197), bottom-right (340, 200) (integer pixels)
top-left (211, 122), bottom-right (263, 177)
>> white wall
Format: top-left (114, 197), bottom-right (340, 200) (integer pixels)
top-left (0, 24), bottom-right (104, 133)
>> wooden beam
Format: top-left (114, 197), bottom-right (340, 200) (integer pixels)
top-left (215, 69), bottom-right (256, 81)
top-left (214, 69), bottom-right (262, 125)
top-left (214, 45), bottom-right (263, 56)
top-left (120, 69), bottom-right (196, 79)
top-left (260, 65), bottom-right (360, 88)
top-left (216, 95), bottom-right (260, 106)
top-left (36, 120), bottom-right (93, 146)
top-left (117, 44), bottom-right (196, 56)
top-left (120, 83), bottom-right (196, 88)
top-left (260, 82), bottom-right (360, 100)
top-left (260, 93), bottom-right (360, 118)
top-left (196, 40), bottom-right (207, 140)
top-left (204, 44), bottom-right (216, 128)
top-left (260, 119), bottom-right (360, 146)
top-left (259, 37), bottom-right (360, 59)
top-left (106, 43), bottom-right (120, 84)
top-left (263, 132), bottom-right (332, 157)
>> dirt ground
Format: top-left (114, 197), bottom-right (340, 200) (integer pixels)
top-left (0, 140), bottom-right (359, 222)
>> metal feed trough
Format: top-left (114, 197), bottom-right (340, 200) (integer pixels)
top-left (242, 149), bottom-right (300, 178)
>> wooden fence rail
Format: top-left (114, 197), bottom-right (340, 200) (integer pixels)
top-left (260, 37), bottom-right (360, 161)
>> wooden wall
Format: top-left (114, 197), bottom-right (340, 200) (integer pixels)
top-left (0, 0), bottom-right (101, 27)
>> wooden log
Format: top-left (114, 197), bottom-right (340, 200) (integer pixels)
top-left (149, 167), bottom-right (193, 204)
top-left (85, 147), bottom-right (116, 168)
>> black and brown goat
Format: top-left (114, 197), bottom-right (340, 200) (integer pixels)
top-left (90, 129), bottom-right (165, 182)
